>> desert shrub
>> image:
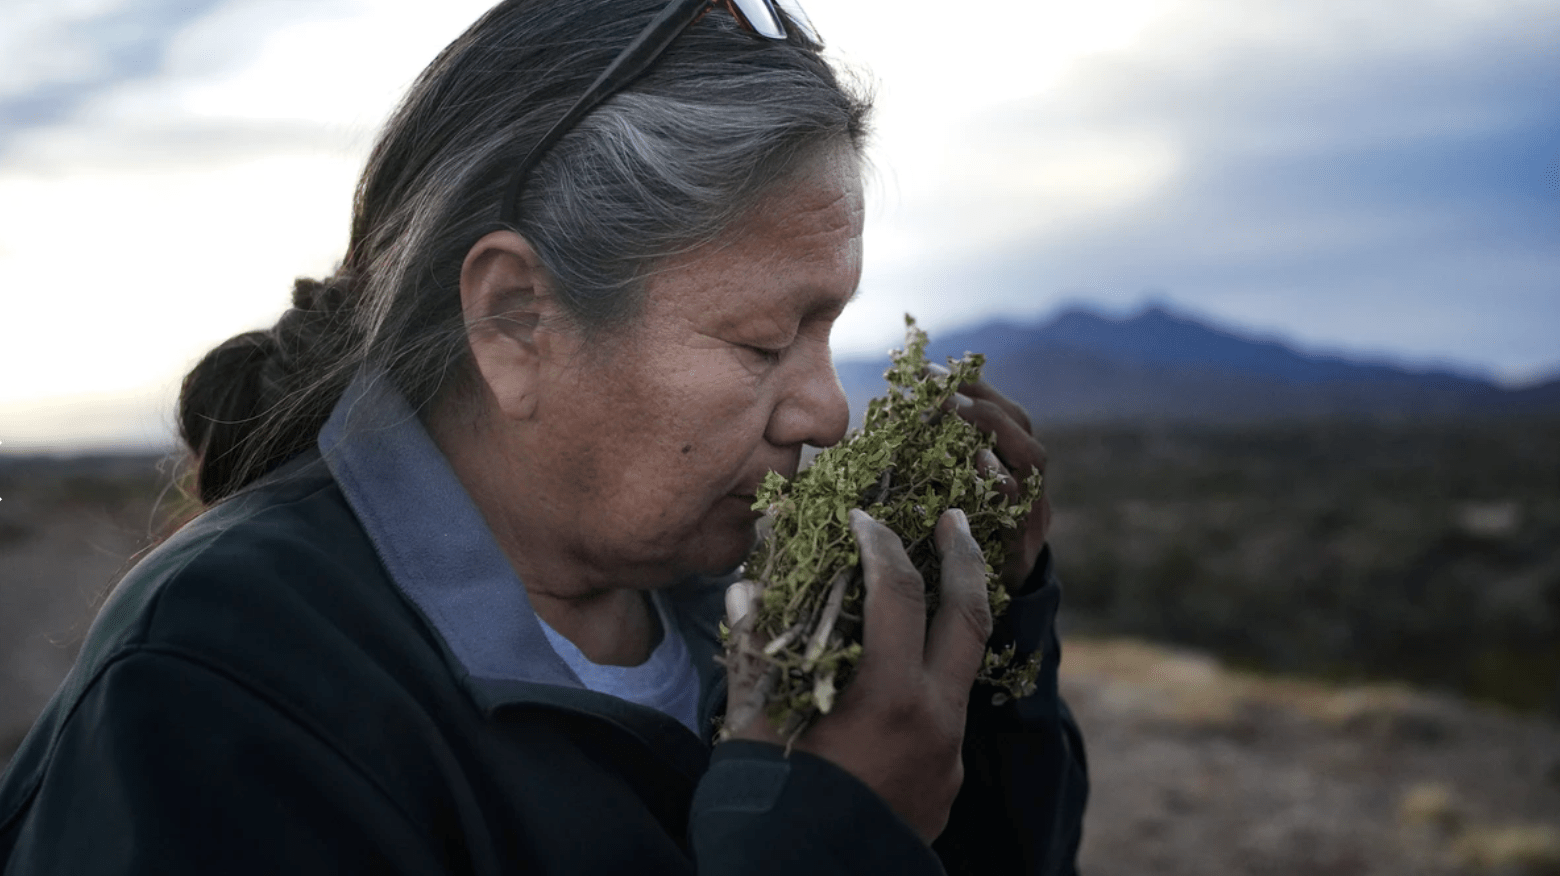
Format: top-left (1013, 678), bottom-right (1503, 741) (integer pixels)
top-left (1048, 418), bottom-right (1560, 716)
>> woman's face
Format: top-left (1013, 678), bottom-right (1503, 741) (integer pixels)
top-left (519, 147), bottom-right (863, 585)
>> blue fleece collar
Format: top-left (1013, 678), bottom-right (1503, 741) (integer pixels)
top-left (317, 370), bottom-right (585, 691)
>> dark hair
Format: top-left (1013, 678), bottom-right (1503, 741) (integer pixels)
top-left (178, 0), bottom-right (872, 505)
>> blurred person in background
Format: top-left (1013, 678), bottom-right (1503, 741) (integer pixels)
top-left (0, 1), bottom-right (1086, 872)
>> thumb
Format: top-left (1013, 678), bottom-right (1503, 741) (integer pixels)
top-left (722, 579), bottom-right (780, 740)
top-left (725, 579), bottom-right (761, 629)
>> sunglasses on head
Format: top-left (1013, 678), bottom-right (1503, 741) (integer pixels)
top-left (498, 0), bottom-right (818, 225)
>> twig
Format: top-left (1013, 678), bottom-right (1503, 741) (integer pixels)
top-left (802, 567), bottom-right (852, 671)
top-left (762, 621), bottom-right (807, 657)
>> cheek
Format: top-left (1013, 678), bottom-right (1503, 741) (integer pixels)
top-left (583, 353), bottom-right (773, 515)
top-left (553, 428), bottom-right (610, 502)
top-left (674, 404), bottom-right (773, 469)
top-left (660, 369), bottom-right (773, 453)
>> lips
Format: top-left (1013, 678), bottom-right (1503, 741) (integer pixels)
top-left (730, 480), bottom-right (769, 504)
top-left (730, 485), bottom-right (766, 516)
top-left (731, 460), bottom-right (797, 508)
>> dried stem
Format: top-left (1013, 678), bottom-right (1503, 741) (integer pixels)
top-left (803, 567), bottom-right (852, 671)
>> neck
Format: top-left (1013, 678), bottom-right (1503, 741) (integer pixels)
top-left (429, 402), bottom-right (661, 666)
top-left (534, 588), bottom-right (663, 666)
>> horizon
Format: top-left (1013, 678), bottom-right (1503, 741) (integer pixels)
top-left (3, 298), bottom-right (1553, 456)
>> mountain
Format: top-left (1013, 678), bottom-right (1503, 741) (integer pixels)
top-left (835, 306), bottom-right (1560, 426)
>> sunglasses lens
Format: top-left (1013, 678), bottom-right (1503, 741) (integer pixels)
top-left (728, 0), bottom-right (786, 39)
top-left (772, 0), bottom-right (820, 43)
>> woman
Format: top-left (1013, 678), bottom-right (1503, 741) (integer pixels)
top-left (0, 1), bottom-right (1086, 873)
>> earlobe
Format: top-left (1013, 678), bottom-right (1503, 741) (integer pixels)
top-left (459, 230), bottom-right (554, 422)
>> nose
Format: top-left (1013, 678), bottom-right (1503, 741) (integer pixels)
top-left (767, 340), bottom-right (850, 449)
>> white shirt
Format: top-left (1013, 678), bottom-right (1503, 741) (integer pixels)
top-left (537, 591), bottom-right (703, 735)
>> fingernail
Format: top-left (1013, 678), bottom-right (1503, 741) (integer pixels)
top-left (951, 508), bottom-right (970, 534)
top-left (848, 508), bottom-right (872, 530)
top-left (725, 582), bottom-right (754, 625)
top-left (953, 392), bottom-right (973, 411)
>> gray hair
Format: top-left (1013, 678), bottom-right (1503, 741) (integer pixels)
top-left (178, 0), bottom-right (872, 503)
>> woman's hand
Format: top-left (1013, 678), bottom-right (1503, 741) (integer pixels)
top-left (942, 369), bottom-right (1051, 593)
top-left (723, 508), bottom-right (993, 844)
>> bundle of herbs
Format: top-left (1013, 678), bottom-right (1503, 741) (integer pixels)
top-left (723, 317), bottom-right (1043, 742)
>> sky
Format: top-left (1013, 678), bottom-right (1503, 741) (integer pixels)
top-left (0, 0), bottom-right (1556, 451)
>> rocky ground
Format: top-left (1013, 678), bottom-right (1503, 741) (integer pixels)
top-left (1062, 638), bottom-right (1560, 875)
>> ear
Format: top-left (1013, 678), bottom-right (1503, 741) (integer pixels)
top-left (459, 230), bottom-right (562, 422)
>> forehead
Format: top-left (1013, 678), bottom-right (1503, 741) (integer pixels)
top-left (649, 149), bottom-right (865, 325)
top-left (739, 149), bottom-right (865, 252)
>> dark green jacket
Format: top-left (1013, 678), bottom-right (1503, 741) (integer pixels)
top-left (0, 450), bottom-right (1085, 874)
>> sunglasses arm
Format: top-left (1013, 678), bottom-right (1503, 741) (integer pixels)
top-left (500, 0), bottom-right (713, 223)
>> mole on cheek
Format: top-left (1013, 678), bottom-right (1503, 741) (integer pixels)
top-left (681, 444), bottom-right (693, 455)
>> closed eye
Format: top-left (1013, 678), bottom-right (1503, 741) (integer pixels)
top-left (743, 344), bottom-right (785, 365)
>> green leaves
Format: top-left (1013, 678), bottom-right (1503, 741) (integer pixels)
top-left (727, 317), bottom-right (1044, 740)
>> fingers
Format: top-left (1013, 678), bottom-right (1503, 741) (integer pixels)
top-left (764, 509), bottom-right (981, 845)
top-left (925, 509), bottom-right (993, 694)
top-left (933, 367), bottom-right (1053, 593)
top-left (958, 379), bottom-right (1032, 436)
top-left (976, 447), bottom-right (1019, 501)
top-left (850, 508), bottom-right (927, 688)
top-left (926, 362), bottom-right (1032, 434)
top-left (850, 507), bottom-right (992, 693)
top-left (926, 363), bottom-right (1046, 480)
top-left (722, 579), bottom-right (783, 741)
top-left (960, 396), bottom-right (1045, 478)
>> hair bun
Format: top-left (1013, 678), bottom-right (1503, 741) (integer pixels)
top-left (290, 274), bottom-right (352, 314)
top-left (275, 273), bottom-right (356, 375)
top-left (178, 331), bottom-right (280, 503)
top-left (291, 277), bottom-right (326, 311)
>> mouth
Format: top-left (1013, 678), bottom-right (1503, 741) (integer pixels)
top-left (729, 492), bottom-right (765, 519)
top-left (730, 481), bottom-right (764, 504)
top-left (731, 460), bottom-right (797, 511)
top-left (734, 464), bottom-right (795, 501)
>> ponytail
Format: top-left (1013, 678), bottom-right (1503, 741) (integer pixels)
top-left (177, 275), bottom-right (359, 504)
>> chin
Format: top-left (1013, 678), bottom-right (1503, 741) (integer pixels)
top-left (692, 519), bottom-right (761, 580)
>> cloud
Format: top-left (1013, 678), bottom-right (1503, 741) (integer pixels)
top-left (0, 0), bottom-right (405, 175)
top-left (0, 0), bottom-right (496, 418)
top-left (0, 0), bottom-right (233, 157)
top-left (835, 0), bottom-right (1560, 382)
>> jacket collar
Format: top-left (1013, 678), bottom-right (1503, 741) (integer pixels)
top-left (318, 370), bottom-right (587, 697)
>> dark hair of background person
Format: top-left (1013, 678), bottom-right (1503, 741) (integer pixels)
top-left (177, 0), bottom-right (872, 505)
